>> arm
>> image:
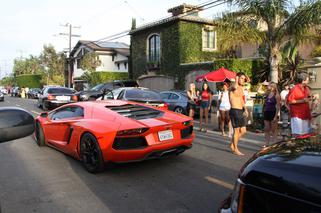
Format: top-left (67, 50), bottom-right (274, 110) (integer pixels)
top-left (274, 94), bottom-right (281, 121)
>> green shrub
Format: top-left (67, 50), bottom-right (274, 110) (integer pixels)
top-left (16, 74), bottom-right (42, 88)
top-left (82, 71), bottom-right (129, 86)
top-left (311, 45), bottom-right (321, 57)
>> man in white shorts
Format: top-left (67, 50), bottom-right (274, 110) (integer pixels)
top-left (287, 73), bottom-right (311, 136)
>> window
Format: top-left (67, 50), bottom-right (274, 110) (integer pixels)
top-left (148, 34), bottom-right (160, 62)
top-left (124, 62), bottom-right (127, 69)
top-left (170, 93), bottom-right (179, 100)
top-left (117, 63), bottom-right (120, 70)
top-left (160, 93), bottom-right (171, 99)
top-left (77, 58), bottom-right (81, 69)
top-left (202, 28), bottom-right (216, 51)
top-left (50, 106), bottom-right (84, 120)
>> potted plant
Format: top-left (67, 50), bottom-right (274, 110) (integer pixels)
top-left (311, 45), bottom-right (321, 63)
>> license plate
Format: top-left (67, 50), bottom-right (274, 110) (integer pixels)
top-left (56, 96), bottom-right (70, 101)
top-left (158, 130), bottom-right (174, 141)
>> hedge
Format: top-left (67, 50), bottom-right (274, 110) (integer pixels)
top-left (16, 74), bottom-right (42, 88)
top-left (81, 71), bottom-right (129, 86)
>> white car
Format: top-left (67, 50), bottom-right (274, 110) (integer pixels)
top-left (0, 88), bottom-right (8, 95)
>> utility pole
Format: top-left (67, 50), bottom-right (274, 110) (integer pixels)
top-left (59, 23), bottom-right (81, 88)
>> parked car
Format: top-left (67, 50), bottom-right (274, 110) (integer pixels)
top-left (0, 88), bottom-right (8, 95)
top-left (11, 87), bottom-right (20, 97)
top-left (219, 135), bottom-right (321, 213)
top-left (0, 92), bottom-right (4, 101)
top-left (27, 88), bottom-right (41, 99)
top-left (37, 86), bottom-right (77, 110)
top-left (34, 100), bottom-right (194, 173)
top-left (106, 87), bottom-right (168, 110)
top-left (76, 80), bottom-right (138, 101)
top-left (160, 90), bottom-right (189, 115)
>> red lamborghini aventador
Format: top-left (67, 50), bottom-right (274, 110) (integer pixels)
top-left (34, 100), bottom-right (194, 173)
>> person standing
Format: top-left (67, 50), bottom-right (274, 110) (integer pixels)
top-left (218, 82), bottom-right (232, 137)
top-left (199, 82), bottom-right (212, 132)
top-left (229, 72), bottom-right (248, 155)
top-left (287, 73), bottom-right (311, 137)
top-left (187, 82), bottom-right (199, 118)
top-left (280, 84), bottom-right (290, 107)
top-left (263, 82), bottom-right (281, 147)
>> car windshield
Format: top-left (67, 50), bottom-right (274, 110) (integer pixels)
top-left (91, 84), bottom-right (104, 91)
top-left (125, 90), bottom-right (161, 101)
top-left (47, 88), bottom-right (74, 94)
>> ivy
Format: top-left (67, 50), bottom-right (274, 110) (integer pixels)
top-left (16, 74), bottom-right (42, 88)
top-left (81, 71), bottom-right (129, 86)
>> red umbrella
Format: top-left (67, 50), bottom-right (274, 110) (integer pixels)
top-left (196, 67), bottom-right (237, 82)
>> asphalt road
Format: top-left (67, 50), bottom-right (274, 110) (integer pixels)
top-left (0, 95), bottom-right (263, 213)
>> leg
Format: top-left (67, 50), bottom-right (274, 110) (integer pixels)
top-left (234, 127), bottom-right (246, 155)
top-left (199, 108), bottom-right (204, 130)
top-left (264, 120), bottom-right (271, 146)
top-left (230, 127), bottom-right (239, 152)
top-left (220, 110), bottom-right (226, 136)
top-left (204, 108), bottom-right (209, 127)
top-left (271, 119), bottom-right (278, 143)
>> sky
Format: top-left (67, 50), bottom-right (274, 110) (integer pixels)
top-left (0, 0), bottom-right (232, 78)
top-left (0, 0), bottom-right (300, 78)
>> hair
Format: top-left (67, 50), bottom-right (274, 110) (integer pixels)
top-left (202, 82), bottom-right (211, 93)
top-left (237, 72), bottom-right (246, 77)
top-left (269, 82), bottom-right (279, 94)
top-left (296, 73), bottom-right (309, 83)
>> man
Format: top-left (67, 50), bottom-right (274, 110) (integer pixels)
top-left (229, 72), bottom-right (248, 155)
top-left (287, 73), bottom-right (311, 137)
top-left (280, 84), bottom-right (290, 107)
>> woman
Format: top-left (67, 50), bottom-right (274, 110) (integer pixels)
top-left (218, 82), bottom-right (232, 137)
top-left (263, 82), bottom-right (280, 147)
top-left (199, 82), bottom-right (212, 132)
top-left (187, 82), bottom-right (199, 118)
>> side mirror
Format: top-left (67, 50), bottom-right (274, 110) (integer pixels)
top-left (0, 107), bottom-right (34, 143)
top-left (40, 112), bottom-right (48, 118)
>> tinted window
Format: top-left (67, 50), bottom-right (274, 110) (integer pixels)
top-left (160, 93), bottom-right (170, 99)
top-left (125, 90), bottom-right (161, 101)
top-left (91, 84), bottom-right (104, 91)
top-left (170, 93), bottom-right (179, 100)
top-left (50, 107), bottom-right (84, 120)
top-left (47, 88), bottom-right (74, 94)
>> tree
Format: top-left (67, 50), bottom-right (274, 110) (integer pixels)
top-left (218, 0), bottom-right (321, 83)
top-left (80, 52), bottom-right (101, 73)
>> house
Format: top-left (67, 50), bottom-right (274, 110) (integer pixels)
top-left (70, 40), bottom-right (130, 90)
top-left (129, 4), bottom-right (219, 90)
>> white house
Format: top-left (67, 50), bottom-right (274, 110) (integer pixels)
top-left (70, 40), bottom-right (130, 87)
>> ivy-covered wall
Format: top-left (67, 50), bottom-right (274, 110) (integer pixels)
top-left (130, 19), bottom-right (218, 87)
top-left (80, 71), bottom-right (129, 86)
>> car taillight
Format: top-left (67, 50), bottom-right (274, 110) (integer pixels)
top-left (72, 95), bottom-right (78, 101)
top-left (158, 103), bottom-right (168, 110)
top-left (47, 94), bottom-right (55, 100)
top-left (116, 128), bottom-right (149, 136)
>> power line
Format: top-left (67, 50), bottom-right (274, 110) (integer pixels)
top-left (91, 0), bottom-right (228, 45)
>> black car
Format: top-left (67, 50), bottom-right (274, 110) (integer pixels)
top-left (219, 135), bottom-right (321, 213)
top-left (37, 86), bottom-right (77, 110)
top-left (11, 87), bottom-right (20, 97)
top-left (27, 88), bottom-right (41, 99)
top-left (0, 92), bottom-right (4, 101)
top-left (106, 87), bottom-right (167, 109)
top-left (76, 80), bottom-right (138, 101)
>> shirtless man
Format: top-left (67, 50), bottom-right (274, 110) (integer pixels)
top-left (229, 72), bottom-right (248, 155)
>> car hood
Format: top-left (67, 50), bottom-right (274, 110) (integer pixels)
top-left (240, 137), bottom-right (321, 205)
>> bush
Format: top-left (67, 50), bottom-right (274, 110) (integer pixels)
top-left (82, 71), bottom-right (129, 86)
top-left (16, 74), bottom-right (42, 88)
top-left (311, 45), bottom-right (321, 57)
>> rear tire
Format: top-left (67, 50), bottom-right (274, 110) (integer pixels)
top-left (35, 121), bottom-right (46, 146)
top-left (42, 101), bottom-right (48, 111)
top-left (80, 133), bottom-right (105, 173)
top-left (174, 106), bottom-right (184, 114)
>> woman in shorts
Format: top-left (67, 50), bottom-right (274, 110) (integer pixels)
top-left (263, 82), bottom-right (280, 147)
top-left (219, 82), bottom-right (232, 137)
top-left (199, 82), bottom-right (212, 132)
top-left (187, 82), bottom-right (199, 118)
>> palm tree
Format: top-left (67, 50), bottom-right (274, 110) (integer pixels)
top-left (217, 0), bottom-right (321, 83)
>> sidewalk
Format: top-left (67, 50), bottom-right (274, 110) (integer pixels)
top-left (193, 113), bottom-right (266, 144)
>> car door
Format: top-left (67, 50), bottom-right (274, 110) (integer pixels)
top-left (44, 106), bottom-right (84, 151)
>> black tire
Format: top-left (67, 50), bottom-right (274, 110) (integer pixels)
top-left (35, 121), bottom-right (46, 146)
top-left (80, 133), bottom-right (105, 173)
top-left (42, 101), bottom-right (48, 111)
top-left (174, 106), bottom-right (185, 114)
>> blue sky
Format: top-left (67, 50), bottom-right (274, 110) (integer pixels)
top-left (0, 0), bottom-right (300, 78)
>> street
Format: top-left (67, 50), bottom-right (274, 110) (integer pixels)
top-left (0, 96), bottom-right (264, 213)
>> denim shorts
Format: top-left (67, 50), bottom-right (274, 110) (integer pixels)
top-left (201, 100), bottom-right (209, 109)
